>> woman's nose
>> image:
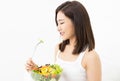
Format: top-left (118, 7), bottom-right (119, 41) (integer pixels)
top-left (57, 25), bottom-right (61, 31)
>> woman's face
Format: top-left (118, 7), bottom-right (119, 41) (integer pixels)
top-left (57, 11), bottom-right (75, 40)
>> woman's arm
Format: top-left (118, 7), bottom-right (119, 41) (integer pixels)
top-left (85, 50), bottom-right (101, 81)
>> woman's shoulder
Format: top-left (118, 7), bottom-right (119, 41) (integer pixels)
top-left (83, 49), bottom-right (101, 81)
top-left (84, 49), bottom-right (100, 66)
top-left (84, 49), bottom-right (101, 67)
top-left (54, 43), bottom-right (60, 57)
top-left (85, 49), bottom-right (100, 59)
top-left (54, 43), bottom-right (60, 62)
top-left (55, 43), bottom-right (59, 52)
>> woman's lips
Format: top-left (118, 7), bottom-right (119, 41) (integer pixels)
top-left (60, 32), bottom-right (64, 36)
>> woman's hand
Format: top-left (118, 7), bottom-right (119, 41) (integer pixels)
top-left (25, 58), bottom-right (38, 72)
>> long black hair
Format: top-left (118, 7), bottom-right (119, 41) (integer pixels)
top-left (55, 1), bottom-right (95, 54)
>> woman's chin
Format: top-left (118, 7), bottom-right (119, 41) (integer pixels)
top-left (62, 38), bottom-right (68, 41)
top-left (61, 37), bottom-right (66, 40)
top-left (60, 36), bottom-right (69, 41)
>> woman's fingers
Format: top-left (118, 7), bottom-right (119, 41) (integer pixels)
top-left (29, 58), bottom-right (35, 65)
top-left (25, 64), bottom-right (34, 71)
top-left (25, 58), bottom-right (37, 72)
top-left (25, 64), bottom-right (31, 72)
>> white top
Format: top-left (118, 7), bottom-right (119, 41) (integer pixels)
top-left (55, 51), bottom-right (87, 81)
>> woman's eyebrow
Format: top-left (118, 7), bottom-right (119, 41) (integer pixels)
top-left (57, 19), bottom-right (64, 22)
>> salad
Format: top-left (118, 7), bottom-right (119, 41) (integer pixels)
top-left (31, 64), bottom-right (63, 81)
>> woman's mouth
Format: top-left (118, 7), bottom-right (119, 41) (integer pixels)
top-left (60, 32), bottom-right (64, 36)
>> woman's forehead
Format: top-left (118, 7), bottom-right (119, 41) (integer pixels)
top-left (57, 11), bottom-right (66, 21)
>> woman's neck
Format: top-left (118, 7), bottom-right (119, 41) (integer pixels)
top-left (69, 37), bottom-right (76, 47)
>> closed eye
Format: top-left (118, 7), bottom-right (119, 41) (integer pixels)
top-left (57, 19), bottom-right (65, 25)
top-left (60, 22), bottom-right (64, 24)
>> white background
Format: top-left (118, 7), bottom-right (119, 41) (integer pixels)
top-left (0, 0), bottom-right (120, 81)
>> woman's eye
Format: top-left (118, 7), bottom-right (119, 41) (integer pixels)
top-left (60, 22), bottom-right (64, 24)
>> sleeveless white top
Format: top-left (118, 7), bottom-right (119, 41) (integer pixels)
top-left (55, 51), bottom-right (87, 81)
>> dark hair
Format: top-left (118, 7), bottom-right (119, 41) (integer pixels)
top-left (55, 1), bottom-right (95, 54)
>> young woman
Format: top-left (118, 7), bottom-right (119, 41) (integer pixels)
top-left (26, 1), bottom-right (101, 81)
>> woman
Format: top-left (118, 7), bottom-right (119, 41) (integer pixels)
top-left (26, 1), bottom-right (101, 81)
